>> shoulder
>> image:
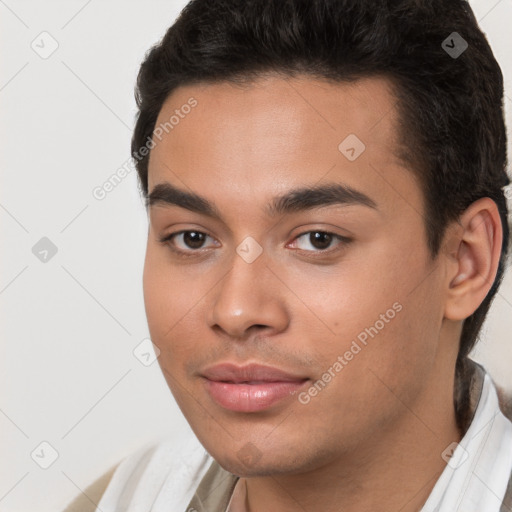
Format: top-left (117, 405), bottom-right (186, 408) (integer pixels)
top-left (62, 463), bottom-right (119, 512)
top-left (496, 384), bottom-right (512, 421)
top-left (62, 432), bottom-right (214, 512)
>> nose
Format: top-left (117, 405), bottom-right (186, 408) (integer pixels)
top-left (208, 247), bottom-right (290, 340)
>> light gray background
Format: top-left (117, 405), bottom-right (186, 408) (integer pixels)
top-left (1, 1), bottom-right (511, 510)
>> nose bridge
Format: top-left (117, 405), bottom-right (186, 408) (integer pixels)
top-left (209, 240), bottom-right (289, 338)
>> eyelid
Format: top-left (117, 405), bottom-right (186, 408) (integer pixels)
top-left (158, 230), bottom-right (218, 253)
top-left (286, 231), bottom-right (351, 254)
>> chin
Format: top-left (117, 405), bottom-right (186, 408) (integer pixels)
top-left (216, 456), bottom-right (288, 478)
top-left (208, 441), bottom-right (315, 478)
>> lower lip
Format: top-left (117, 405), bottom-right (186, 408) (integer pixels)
top-left (203, 378), bottom-right (309, 412)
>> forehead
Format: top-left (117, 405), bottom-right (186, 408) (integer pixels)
top-left (147, 74), bottom-right (418, 218)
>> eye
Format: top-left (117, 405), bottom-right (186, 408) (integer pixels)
top-left (288, 231), bottom-right (350, 253)
top-left (159, 230), bottom-right (218, 255)
top-left (159, 229), bottom-right (351, 258)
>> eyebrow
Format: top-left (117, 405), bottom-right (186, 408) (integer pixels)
top-left (147, 182), bottom-right (378, 220)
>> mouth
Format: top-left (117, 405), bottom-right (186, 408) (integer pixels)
top-left (200, 363), bottom-right (310, 413)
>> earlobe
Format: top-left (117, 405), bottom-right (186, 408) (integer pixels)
top-left (444, 198), bottom-right (503, 321)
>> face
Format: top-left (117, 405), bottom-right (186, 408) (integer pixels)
top-left (143, 75), bottom-right (448, 477)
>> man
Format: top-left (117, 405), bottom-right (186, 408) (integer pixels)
top-left (64, 0), bottom-right (512, 510)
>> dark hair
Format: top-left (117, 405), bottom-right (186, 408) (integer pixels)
top-left (132, 0), bottom-right (509, 421)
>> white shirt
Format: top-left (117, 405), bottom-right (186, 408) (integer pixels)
top-left (96, 371), bottom-right (512, 512)
top-left (421, 372), bottom-right (512, 511)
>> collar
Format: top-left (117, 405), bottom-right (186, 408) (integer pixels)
top-left (185, 359), bottom-right (512, 512)
top-left (421, 362), bottom-right (512, 511)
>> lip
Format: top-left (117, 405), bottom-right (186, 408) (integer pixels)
top-left (201, 363), bottom-right (309, 412)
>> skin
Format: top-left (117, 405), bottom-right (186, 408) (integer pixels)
top-left (142, 74), bottom-right (502, 512)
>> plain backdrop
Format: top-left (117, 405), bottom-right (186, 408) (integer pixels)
top-left (1, 1), bottom-right (511, 510)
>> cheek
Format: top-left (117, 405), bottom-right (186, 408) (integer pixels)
top-left (337, 267), bottom-right (441, 411)
top-left (142, 245), bottom-right (211, 372)
top-left (289, 240), bottom-right (440, 381)
top-left (278, 241), bottom-right (420, 345)
top-left (142, 247), bottom-right (168, 338)
top-left (143, 247), bottom-right (184, 358)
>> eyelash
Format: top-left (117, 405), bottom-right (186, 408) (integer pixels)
top-left (158, 230), bottom-right (351, 259)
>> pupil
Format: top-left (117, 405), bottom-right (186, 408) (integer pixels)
top-left (310, 232), bottom-right (332, 249)
top-left (184, 231), bottom-right (205, 249)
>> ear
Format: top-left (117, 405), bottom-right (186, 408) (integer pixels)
top-left (444, 197), bottom-right (503, 321)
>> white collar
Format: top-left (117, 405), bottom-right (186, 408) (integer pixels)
top-left (421, 373), bottom-right (512, 511)
top-left (226, 373), bottom-right (512, 512)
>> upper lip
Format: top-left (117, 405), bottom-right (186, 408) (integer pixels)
top-left (201, 363), bottom-right (308, 383)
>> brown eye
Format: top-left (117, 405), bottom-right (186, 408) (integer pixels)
top-left (181, 231), bottom-right (207, 249)
top-left (308, 232), bottom-right (333, 250)
top-left (292, 231), bottom-right (346, 252)
top-left (159, 230), bottom-right (218, 255)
